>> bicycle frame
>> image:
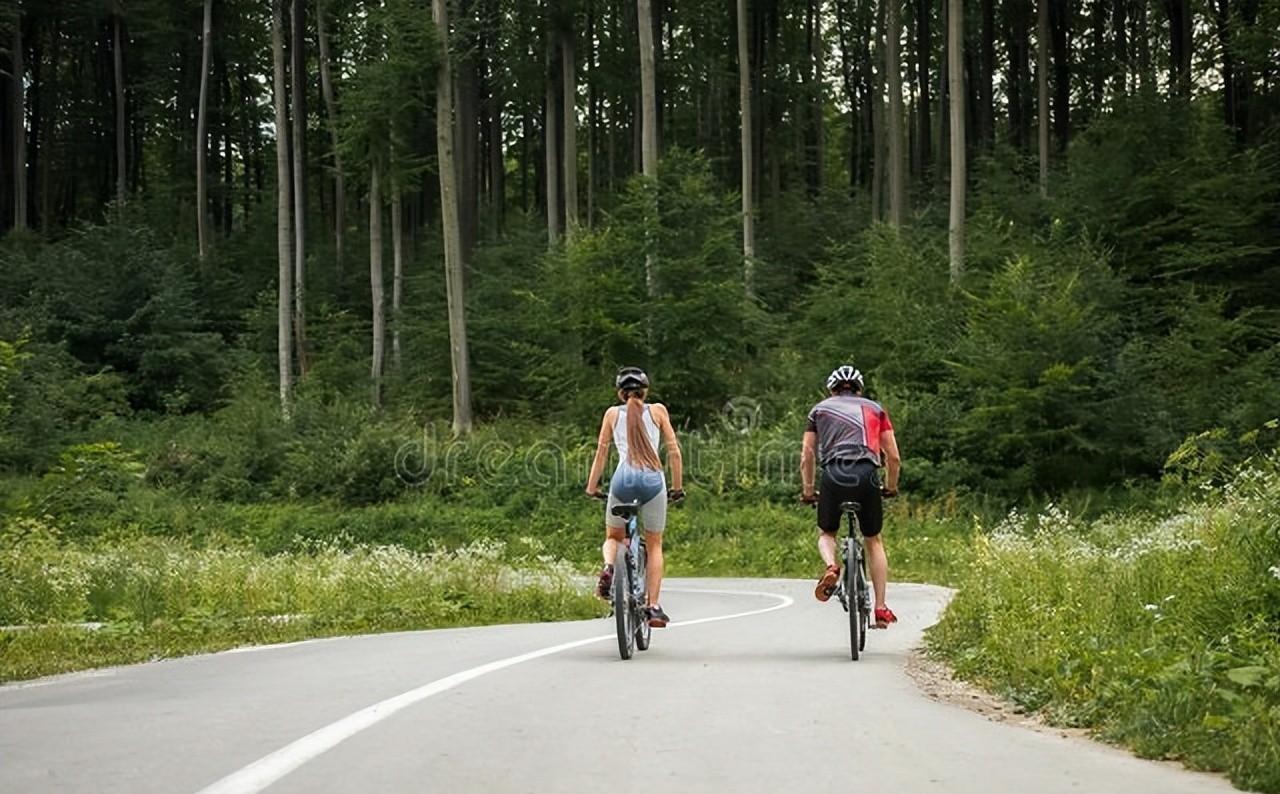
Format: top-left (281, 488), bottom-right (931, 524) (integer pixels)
top-left (605, 497), bottom-right (650, 660)
top-left (834, 505), bottom-right (871, 659)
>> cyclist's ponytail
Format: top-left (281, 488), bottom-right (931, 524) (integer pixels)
top-left (623, 389), bottom-right (663, 471)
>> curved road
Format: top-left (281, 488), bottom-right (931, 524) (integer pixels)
top-left (0, 580), bottom-right (1235, 794)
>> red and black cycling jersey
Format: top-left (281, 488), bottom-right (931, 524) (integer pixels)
top-left (805, 394), bottom-right (894, 467)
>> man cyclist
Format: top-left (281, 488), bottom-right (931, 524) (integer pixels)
top-left (800, 365), bottom-right (901, 628)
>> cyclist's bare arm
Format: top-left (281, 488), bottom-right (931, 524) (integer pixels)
top-left (881, 429), bottom-right (901, 493)
top-left (800, 430), bottom-right (818, 499)
top-left (651, 404), bottom-right (683, 491)
top-left (585, 407), bottom-right (617, 495)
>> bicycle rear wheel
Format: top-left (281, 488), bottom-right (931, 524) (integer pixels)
top-left (634, 543), bottom-right (651, 651)
top-left (614, 555), bottom-right (635, 660)
top-left (845, 539), bottom-right (862, 661)
top-left (856, 556), bottom-right (869, 652)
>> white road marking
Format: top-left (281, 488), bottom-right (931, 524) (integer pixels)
top-left (194, 588), bottom-right (793, 794)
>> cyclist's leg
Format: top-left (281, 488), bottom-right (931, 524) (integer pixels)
top-left (815, 468), bottom-right (844, 568)
top-left (636, 481), bottom-right (667, 606)
top-left (812, 469), bottom-right (844, 600)
top-left (602, 490), bottom-right (627, 566)
top-left (643, 530), bottom-right (664, 605)
top-left (850, 466), bottom-right (888, 610)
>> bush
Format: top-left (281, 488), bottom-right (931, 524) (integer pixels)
top-left (928, 452), bottom-right (1280, 792)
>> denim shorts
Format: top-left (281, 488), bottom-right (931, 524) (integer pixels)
top-left (606, 463), bottom-right (667, 532)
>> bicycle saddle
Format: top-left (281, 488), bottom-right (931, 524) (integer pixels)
top-left (611, 500), bottom-right (641, 519)
top-left (840, 501), bottom-right (861, 513)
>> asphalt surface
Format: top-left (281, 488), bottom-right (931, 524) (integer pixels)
top-left (0, 579), bottom-right (1238, 794)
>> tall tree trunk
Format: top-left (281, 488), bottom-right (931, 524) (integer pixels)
top-left (38, 20), bottom-right (55, 233)
top-left (238, 67), bottom-right (254, 223)
top-left (736, 0), bottom-right (755, 290)
top-left (1112, 0), bottom-right (1129, 94)
top-left (271, 0), bottom-right (294, 417)
top-left (487, 0), bottom-right (505, 232)
top-left (561, 26), bottom-right (579, 237)
top-left (1135, 0), bottom-right (1152, 92)
top-left (1049, 0), bottom-right (1070, 150)
top-left (872, 21), bottom-right (886, 221)
top-left (637, 0), bottom-right (658, 297)
top-left (113, 15), bottom-right (126, 206)
top-left (834, 0), bottom-right (859, 190)
top-left (434, 0), bottom-right (474, 435)
top-left (915, 0), bottom-right (932, 173)
top-left (1037, 0), bottom-right (1049, 196)
top-left (1163, 0), bottom-right (1192, 96)
top-left (218, 53), bottom-right (233, 231)
top-left (391, 181), bottom-right (403, 374)
top-left (317, 0), bottom-right (345, 274)
top-left (980, 0), bottom-right (995, 145)
top-left (886, 0), bottom-right (906, 227)
top-left (586, 0), bottom-right (597, 226)
top-left (544, 30), bottom-right (561, 243)
top-left (369, 162), bottom-right (385, 408)
top-left (948, 0), bottom-right (965, 283)
top-left (490, 98), bottom-right (505, 229)
top-left (456, 20), bottom-right (479, 257)
top-left (291, 0), bottom-right (308, 376)
top-left (1089, 0), bottom-right (1106, 113)
top-left (935, 0), bottom-right (948, 174)
top-left (196, 0), bottom-right (213, 259)
top-left (1005, 0), bottom-right (1032, 150)
top-left (29, 16), bottom-right (44, 232)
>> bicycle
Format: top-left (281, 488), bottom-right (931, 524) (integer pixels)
top-left (593, 494), bottom-right (650, 660)
top-left (833, 500), bottom-right (872, 661)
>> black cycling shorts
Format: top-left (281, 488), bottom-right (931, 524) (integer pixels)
top-left (817, 460), bottom-right (883, 536)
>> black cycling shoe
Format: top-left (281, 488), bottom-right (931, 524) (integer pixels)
top-left (646, 605), bottom-right (671, 628)
top-left (595, 565), bottom-right (614, 599)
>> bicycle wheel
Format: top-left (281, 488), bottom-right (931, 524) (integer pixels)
top-left (614, 553), bottom-right (634, 660)
top-left (845, 539), bottom-right (862, 661)
top-left (634, 543), bottom-right (651, 651)
top-left (856, 556), bottom-right (869, 652)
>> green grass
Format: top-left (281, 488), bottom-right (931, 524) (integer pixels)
top-left (0, 522), bottom-right (606, 682)
top-left (0, 488), bottom-right (970, 682)
top-left (926, 456), bottom-right (1280, 793)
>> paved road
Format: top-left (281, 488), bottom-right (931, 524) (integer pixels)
top-left (0, 579), bottom-right (1236, 794)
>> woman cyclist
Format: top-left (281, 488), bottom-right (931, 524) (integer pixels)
top-left (585, 367), bottom-right (684, 627)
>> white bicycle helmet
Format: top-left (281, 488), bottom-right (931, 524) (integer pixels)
top-left (825, 365), bottom-right (864, 392)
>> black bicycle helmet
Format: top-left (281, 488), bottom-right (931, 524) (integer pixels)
top-left (616, 366), bottom-right (650, 391)
top-left (826, 365), bottom-right (864, 392)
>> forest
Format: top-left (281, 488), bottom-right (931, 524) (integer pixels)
top-left (2, 2), bottom-right (1280, 781)
top-left (1, 0), bottom-right (1278, 497)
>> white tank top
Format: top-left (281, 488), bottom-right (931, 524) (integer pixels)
top-left (613, 404), bottom-right (661, 468)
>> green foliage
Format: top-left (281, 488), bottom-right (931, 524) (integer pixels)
top-left (1059, 95), bottom-right (1280, 298)
top-left (950, 241), bottom-right (1121, 489)
top-left (338, 0), bottom-right (439, 177)
top-left (927, 453), bottom-right (1280, 792)
top-left (0, 523), bottom-right (604, 681)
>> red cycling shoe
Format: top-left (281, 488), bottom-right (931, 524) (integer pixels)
top-left (873, 606), bottom-right (898, 628)
top-left (814, 565), bottom-right (840, 602)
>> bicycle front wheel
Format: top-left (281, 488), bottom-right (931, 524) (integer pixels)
top-left (845, 539), bottom-right (862, 661)
top-left (614, 555), bottom-right (635, 660)
top-left (634, 544), bottom-right (651, 651)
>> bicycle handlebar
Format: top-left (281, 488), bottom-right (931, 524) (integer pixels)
top-left (801, 488), bottom-right (898, 505)
top-left (587, 489), bottom-right (685, 504)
